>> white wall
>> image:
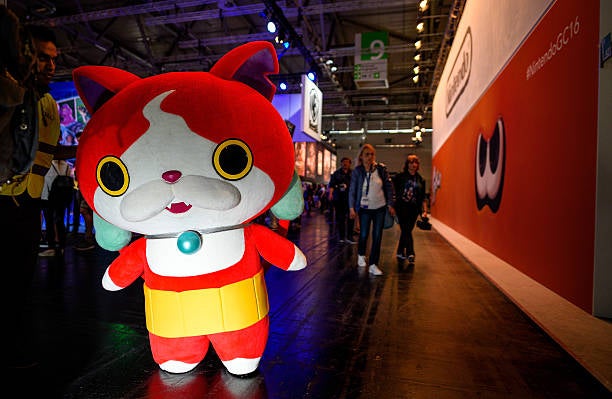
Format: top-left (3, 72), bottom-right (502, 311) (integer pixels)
top-left (431, 0), bottom-right (609, 316)
top-left (432, 0), bottom-right (554, 155)
top-left (594, 0), bottom-right (612, 316)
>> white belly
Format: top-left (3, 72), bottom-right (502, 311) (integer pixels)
top-left (146, 229), bottom-right (245, 277)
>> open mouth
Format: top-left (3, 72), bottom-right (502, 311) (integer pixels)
top-left (166, 202), bottom-right (192, 214)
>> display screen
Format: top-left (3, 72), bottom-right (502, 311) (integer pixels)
top-left (50, 81), bottom-right (91, 146)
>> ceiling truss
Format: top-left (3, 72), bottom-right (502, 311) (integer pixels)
top-left (10, 0), bottom-right (464, 133)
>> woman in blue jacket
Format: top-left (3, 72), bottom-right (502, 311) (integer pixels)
top-left (348, 144), bottom-right (395, 275)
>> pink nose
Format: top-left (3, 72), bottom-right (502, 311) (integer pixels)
top-left (162, 170), bottom-right (182, 183)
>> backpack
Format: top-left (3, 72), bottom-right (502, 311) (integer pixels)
top-left (48, 162), bottom-right (75, 207)
top-left (0, 83), bottom-right (39, 185)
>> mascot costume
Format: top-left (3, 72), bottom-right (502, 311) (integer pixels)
top-left (72, 41), bottom-right (307, 375)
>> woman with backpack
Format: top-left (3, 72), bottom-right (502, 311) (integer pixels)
top-left (39, 159), bottom-right (74, 257)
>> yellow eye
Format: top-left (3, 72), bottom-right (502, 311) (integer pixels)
top-left (213, 139), bottom-right (253, 180)
top-left (96, 156), bottom-right (129, 196)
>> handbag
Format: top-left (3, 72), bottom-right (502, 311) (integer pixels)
top-left (383, 208), bottom-right (395, 229)
top-left (1, 84), bottom-right (39, 185)
top-left (416, 216), bottom-right (432, 231)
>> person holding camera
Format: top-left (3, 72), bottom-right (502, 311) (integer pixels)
top-left (1, 16), bottom-right (76, 367)
top-left (392, 154), bottom-right (428, 264)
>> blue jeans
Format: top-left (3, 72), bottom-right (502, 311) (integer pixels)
top-left (358, 206), bottom-right (386, 266)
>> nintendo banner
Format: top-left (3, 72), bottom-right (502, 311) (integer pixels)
top-left (431, 0), bottom-right (599, 312)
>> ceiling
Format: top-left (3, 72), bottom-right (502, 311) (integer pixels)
top-left (8, 0), bottom-right (465, 140)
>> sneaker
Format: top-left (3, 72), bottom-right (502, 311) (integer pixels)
top-left (39, 248), bottom-right (57, 257)
top-left (396, 253), bottom-right (406, 260)
top-left (408, 255), bottom-right (415, 263)
top-left (75, 239), bottom-right (95, 251)
top-left (369, 264), bottom-right (383, 275)
top-left (345, 238), bottom-right (357, 244)
top-left (357, 255), bottom-right (367, 267)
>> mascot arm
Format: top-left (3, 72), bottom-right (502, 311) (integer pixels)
top-left (249, 223), bottom-right (306, 271)
top-left (93, 213), bottom-right (133, 252)
top-left (102, 237), bottom-right (147, 291)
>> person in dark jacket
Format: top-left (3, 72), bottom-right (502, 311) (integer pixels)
top-left (328, 157), bottom-right (355, 243)
top-left (392, 154), bottom-right (428, 263)
top-left (348, 144), bottom-right (395, 276)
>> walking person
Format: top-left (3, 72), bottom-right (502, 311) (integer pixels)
top-left (39, 159), bottom-right (74, 257)
top-left (73, 169), bottom-right (96, 251)
top-left (74, 189), bottom-right (95, 250)
top-left (348, 144), bottom-right (395, 276)
top-left (328, 157), bottom-right (355, 243)
top-left (392, 154), bottom-right (428, 264)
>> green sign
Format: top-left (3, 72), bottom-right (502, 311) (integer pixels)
top-left (359, 32), bottom-right (388, 61)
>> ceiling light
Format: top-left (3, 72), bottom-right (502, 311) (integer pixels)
top-left (419, 0), bottom-right (429, 12)
top-left (413, 53), bottom-right (421, 62)
top-left (279, 82), bottom-right (287, 90)
top-left (416, 22), bottom-right (424, 33)
top-left (414, 40), bottom-right (422, 50)
top-left (267, 21), bottom-right (277, 33)
top-left (413, 75), bottom-right (419, 84)
top-left (275, 30), bottom-right (288, 44)
top-left (413, 65), bottom-right (420, 74)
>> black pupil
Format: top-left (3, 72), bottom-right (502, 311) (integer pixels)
top-left (489, 124), bottom-right (500, 173)
top-left (100, 162), bottom-right (124, 191)
top-left (220, 145), bottom-right (248, 175)
top-left (478, 136), bottom-right (487, 176)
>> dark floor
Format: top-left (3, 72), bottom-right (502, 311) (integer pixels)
top-left (9, 211), bottom-right (612, 398)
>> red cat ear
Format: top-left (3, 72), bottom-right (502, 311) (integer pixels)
top-left (72, 66), bottom-right (140, 114)
top-left (210, 41), bottom-right (279, 102)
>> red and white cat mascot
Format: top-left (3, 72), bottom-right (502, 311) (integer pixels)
top-left (72, 41), bottom-right (307, 375)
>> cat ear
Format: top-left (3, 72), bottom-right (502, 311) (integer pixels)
top-left (72, 66), bottom-right (140, 114)
top-left (210, 41), bottom-right (279, 102)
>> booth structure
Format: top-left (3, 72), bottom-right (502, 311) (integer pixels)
top-left (273, 75), bottom-right (336, 185)
top-left (430, 0), bottom-right (611, 390)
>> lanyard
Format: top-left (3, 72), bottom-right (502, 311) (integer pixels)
top-left (364, 164), bottom-right (375, 196)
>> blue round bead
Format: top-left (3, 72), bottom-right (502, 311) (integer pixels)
top-left (177, 230), bottom-right (202, 254)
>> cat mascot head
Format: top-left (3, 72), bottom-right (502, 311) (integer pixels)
top-left (73, 41), bottom-right (307, 376)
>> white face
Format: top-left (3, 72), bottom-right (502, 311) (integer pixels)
top-left (93, 92), bottom-right (274, 235)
